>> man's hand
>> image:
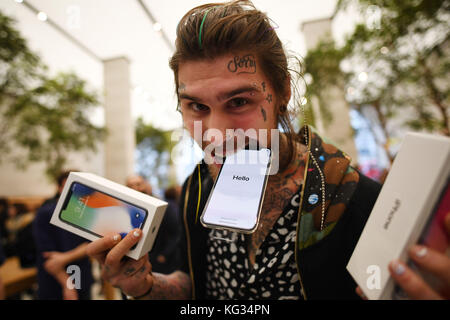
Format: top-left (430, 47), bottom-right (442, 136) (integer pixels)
top-left (388, 245), bottom-right (449, 299)
top-left (356, 213), bottom-right (450, 300)
top-left (86, 229), bottom-right (153, 298)
top-left (387, 213), bottom-right (450, 300)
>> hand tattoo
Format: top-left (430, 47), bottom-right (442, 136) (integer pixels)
top-left (124, 267), bottom-right (136, 276)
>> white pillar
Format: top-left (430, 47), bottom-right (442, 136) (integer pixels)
top-left (103, 56), bottom-right (135, 184)
top-left (302, 18), bottom-right (358, 164)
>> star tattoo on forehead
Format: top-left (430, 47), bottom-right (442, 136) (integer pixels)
top-left (266, 93), bottom-right (272, 104)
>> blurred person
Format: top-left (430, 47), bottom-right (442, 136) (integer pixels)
top-left (4, 203), bottom-right (35, 264)
top-left (33, 170), bottom-right (94, 300)
top-left (148, 185), bottom-right (182, 274)
top-left (126, 174), bottom-right (153, 196)
top-left (86, 0), bottom-right (450, 300)
top-left (0, 229), bottom-right (5, 300)
top-left (0, 198), bottom-right (8, 250)
top-left (126, 176), bottom-right (182, 274)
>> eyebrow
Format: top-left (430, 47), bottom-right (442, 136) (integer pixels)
top-left (178, 85), bottom-right (261, 102)
top-left (178, 93), bottom-right (201, 101)
top-left (218, 86), bottom-right (261, 101)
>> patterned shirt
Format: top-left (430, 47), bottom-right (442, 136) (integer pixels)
top-left (205, 192), bottom-right (303, 300)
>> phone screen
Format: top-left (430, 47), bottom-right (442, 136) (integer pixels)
top-left (201, 148), bottom-right (271, 232)
top-left (60, 182), bottom-right (148, 238)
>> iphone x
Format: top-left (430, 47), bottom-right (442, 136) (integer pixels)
top-left (200, 147), bottom-right (272, 233)
top-left (60, 182), bottom-right (148, 239)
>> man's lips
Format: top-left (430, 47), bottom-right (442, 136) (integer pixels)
top-left (210, 149), bottom-right (225, 164)
top-left (209, 139), bottom-right (247, 158)
top-left (205, 134), bottom-right (263, 166)
top-left (213, 162), bottom-right (222, 169)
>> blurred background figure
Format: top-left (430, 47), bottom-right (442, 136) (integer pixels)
top-left (0, 228), bottom-right (5, 300)
top-left (4, 202), bottom-right (36, 268)
top-left (0, 198), bottom-right (8, 249)
top-left (149, 185), bottom-right (182, 274)
top-left (126, 174), bottom-right (153, 196)
top-left (0, 198), bottom-right (10, 259)
top-left (32, 170), bottom-right (93, 300)
top-left (126, 175), bottom-right (182, 274)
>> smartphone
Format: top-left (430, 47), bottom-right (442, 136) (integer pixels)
top-left (60, 182), bottom-right (148, 240)
top-left (200, 147), bottom-right (272, 233)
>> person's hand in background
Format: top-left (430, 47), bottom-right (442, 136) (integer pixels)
top-left (43, 251), bottom-right (68, 275)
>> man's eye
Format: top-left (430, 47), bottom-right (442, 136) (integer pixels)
top-left (190, 103), bottom-right (209, 112)
top-left (229, 98), bottom-right (248, 108)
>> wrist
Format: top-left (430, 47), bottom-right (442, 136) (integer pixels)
top-left (126, 274), bottom-right (153, 300)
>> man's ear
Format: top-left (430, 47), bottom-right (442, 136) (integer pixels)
top-left (282, 74), bottom-right (291, 105)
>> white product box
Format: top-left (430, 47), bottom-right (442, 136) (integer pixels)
top-left (347, 132), bottom-right (450, 300)
top-left (50, 172), bottom-right (167, 260)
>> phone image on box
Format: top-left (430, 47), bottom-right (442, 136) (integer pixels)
top-left (200, 147), bottom-right (272, 234)
top-left (60, 182), bottom-right (148, 239)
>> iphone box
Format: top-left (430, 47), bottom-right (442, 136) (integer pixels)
top-left (50, 172), bottom-right (168, 260)
top-left (346, 132), bottom-right (450, 300)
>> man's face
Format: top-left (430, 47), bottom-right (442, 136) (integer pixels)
top-left (126, 176), bottom-right (152, 196)
top-left (178, 53), bottom-right (283, 178)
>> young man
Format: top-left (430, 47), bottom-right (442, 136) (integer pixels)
top-left (86, 1), bottom-right (450, 300)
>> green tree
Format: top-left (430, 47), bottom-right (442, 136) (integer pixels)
top-left (135, 117), bottom-right (175, 190)
top-left (304, 0), bottom-right (449, 161)
top-left (339, 0), bottom-right (449, 136)
top-left (0, 11), bottom-right (105, 180)
top-left (303, 38), bottom-right (350, 127)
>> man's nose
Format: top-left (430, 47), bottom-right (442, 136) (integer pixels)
top-left (203, 111), bottom-right (233, 146)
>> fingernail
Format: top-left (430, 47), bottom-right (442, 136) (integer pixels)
top-left (133, 230), bottom-right (141, 238)
top-left (414, 246), bottom-right (427, 258)
top-left (390, 260), bottom-right (405, 275)
top-left (112, 234), bottom-right (120, 242)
